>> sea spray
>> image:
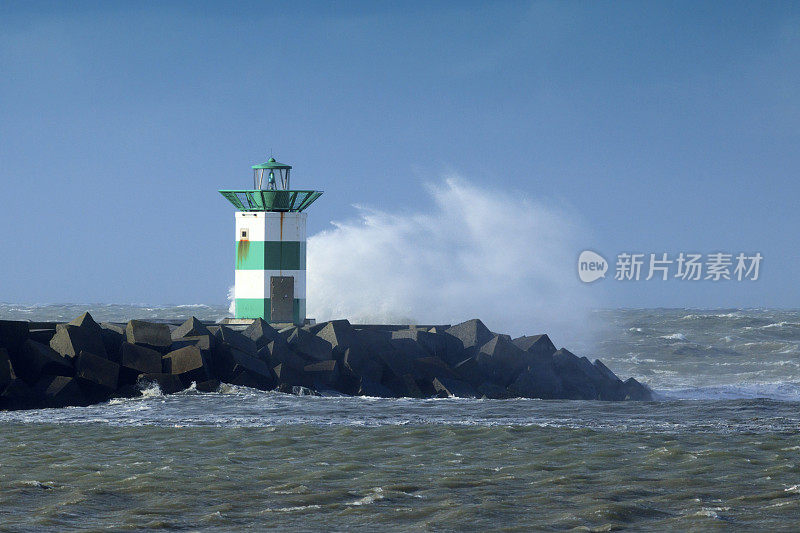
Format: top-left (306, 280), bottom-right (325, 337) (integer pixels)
top-left (227, 285), bottom-right (235, 315)
top-left (305, 176), bottom-right (596, 343)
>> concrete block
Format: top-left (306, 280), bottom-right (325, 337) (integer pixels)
top-left (435, 377), bottom-right (477, 398)
top-left (170, 334), bottom-right (215, 353)
top-left (171, 317), bottom-right (211, 340)
top-left (228, 367), bottom-right (273, 390)
top-left (228, 348), bottom-right (275, 390)
top-left (400, 373), bottom-right (425, 398)
top-left (389, 337), bottom-right (428, 359)
top-left (215, 325), bottom-right (258, 355)
top-left (0, 320), bottom-right (29, 354)
top-left (125, 320), bottom-right (171, 351)
top-left (336, 363), bottom-right (362, 395)
top-left (209, 333), bottom-right (263, 382)
top-left (286, 327), bottom-right (333, 362)
top-left (476, 381), bottom-right (509, 399)
top-left (376, 348), bottom-right (415, 378)
top-left (242, 318), bottom-right (279, 349)
top-left (99, 323), bottom-right (125, 358)
top-left (15, 340), bottom-right (74, 383)
top-left (622, 378), bottom-right (653, 400)
top-left (0, 348), bottom-right (13, 391)
top-left (163, 345), bottom-right (206, 375)
top-left (412, 356), bottom-right (456, 381)
top-left (100, 322), bottom-right (125, 335)
top-left (316, 319), bottom-right (356, 354)
top-left (277, 325), bottom-right (296, 340)
top-left (117, 342), bottom-right (163, 382)
top-left (508, 367), bottom-right (564, 399)
top-left (453, 356), bottom-right (483, 386)
top-left (1, 378), bottom-right (42, 409)
top-left (572, 355), bottom-right (626, 401)
top-left (35, 375), bottom-right (87, 407)
top-left (474, 335), bottom-right (527, 386)
top-left (593, 359), bottom-right (622, 383)
top-left (75, 350), bottom-right (120, 393)
top-left (358, 379), bottom-right (395, 397)
top-left (303, 360), bottom-right (340, 390)
top-left (137, 373), bottom-right (186, 394)
top-left (445, 319), bottom-right (493, 350)
top-left (393, 328), bottom-right (458, 365)
top-left (416, 377), bottom-right (438, 398)
top-left (273, 363), bottom-right (311, 388)
top-left (432, 378), bottom-right (454, 398)
top-left (512, 334), bottom-right (557, 357)
top-left (50, 324), bottom-right (107, 360)
top-left (115, 384), bottom-right (144, 398)
top-left (29, 329), bottom-right (56, 344)
top-left (262, 341), bottom-right (308, 372)
top-left (67, 312), bottom-right (103, 333)
top-left (419, 328), bottom-right (465, 367)
top-left (303, 321), bottom-right (329, 335)
top-left (354, 328), bottom-right (393, 355)
top-left (162, 345), bottom-right (209, 385)
top-left (343, 346), bottom-right (384, 383)
top-left (551, 349), bottom-right (600, 400)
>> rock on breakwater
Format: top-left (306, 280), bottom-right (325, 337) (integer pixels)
top-left (0, 313), bottom-right (652, 409)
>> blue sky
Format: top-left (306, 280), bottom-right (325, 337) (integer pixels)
top-left (1, 1), bottom-right (798, 309)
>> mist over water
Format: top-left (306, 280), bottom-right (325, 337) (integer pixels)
top-left (306, 177), bottom-right (594, 344)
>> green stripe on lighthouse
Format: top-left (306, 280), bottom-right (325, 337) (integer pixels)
top-left (235, 298), bottom-right (306, 323)
top-left (234, 298), bottom-right (269, 319)
top-left (235, 241), bottom-right (306, 270)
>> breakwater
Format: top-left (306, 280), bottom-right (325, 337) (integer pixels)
top-left (0, 313), bottom-right (652, 409)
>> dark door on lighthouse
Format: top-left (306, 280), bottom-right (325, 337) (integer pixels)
top-left (270, 276), bottom-right (294, 323)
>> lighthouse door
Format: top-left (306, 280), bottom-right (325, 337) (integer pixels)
top-left (270, 276), bottom-right (294, 323)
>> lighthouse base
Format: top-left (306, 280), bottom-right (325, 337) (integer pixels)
top-left (220, 317), bottom-right (317, 327)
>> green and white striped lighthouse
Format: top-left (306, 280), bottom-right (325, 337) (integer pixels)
top-left (219, 157), bottom-right (323, 324)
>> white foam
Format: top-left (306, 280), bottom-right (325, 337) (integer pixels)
top-left (138, 381), bottom-right (164, 398)
top-left (658, 382), bottom-right (800, 401)
top-left (305, 176), bottom-right (594, 342)
top-left (227, 285), bottom-right (235, 315)
top-left (347, 487), bottom-right (384, 506)
top-left (261, 505), bottom-right (321, 513)
top-left (762, 321), bottom-right (799, 329)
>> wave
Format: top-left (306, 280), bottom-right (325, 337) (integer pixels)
top-left (660, 333), bottom-right (687, 341)
top-left (306, 176), bottom-right (595, 342)
top-left (657, 381), bottom-right (800, 401)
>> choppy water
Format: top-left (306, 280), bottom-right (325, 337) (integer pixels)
top-left (1, 305), bottom-right (799, 531)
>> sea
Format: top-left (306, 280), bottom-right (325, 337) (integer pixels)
top-left (0, 305), bottom-right (798, 531)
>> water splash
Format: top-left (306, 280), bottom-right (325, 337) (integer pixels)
top-left (227, 285), bottom-right (235, 315)
top-left (306, 176), bottom-right (595, 343)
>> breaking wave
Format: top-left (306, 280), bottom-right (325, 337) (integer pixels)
top-left (306, 176), bottom-right (594, 343)
top-left (658, 382), bottom-right (800, 401)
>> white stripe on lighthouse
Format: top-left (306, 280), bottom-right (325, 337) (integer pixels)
top-left (260, 269), bottom-right (306, 299)
top-left (234, 270), bottom-right (265, 299)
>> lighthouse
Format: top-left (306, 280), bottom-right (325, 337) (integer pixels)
top-left (219, 157), bottom-right (323, 324)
